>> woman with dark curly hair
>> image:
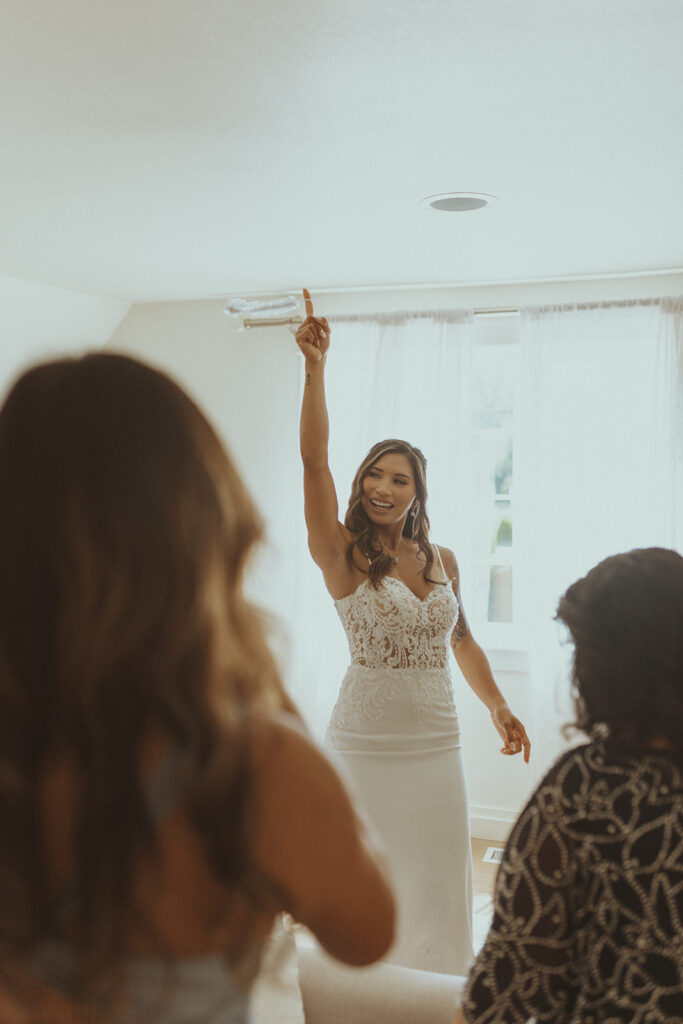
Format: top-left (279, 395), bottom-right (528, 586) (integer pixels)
top-left (456, 546), bottom-right (683, 1023)
top-left (295, 289), bottom-right (530, 976)
top-left (0, 352), bottom-right (395, 1024)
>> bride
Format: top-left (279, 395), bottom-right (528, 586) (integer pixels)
top-left (295, 289), bottom-right (530, 975)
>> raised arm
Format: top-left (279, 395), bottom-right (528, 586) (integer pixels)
top-left (296, 289), bottom-right (348, 575)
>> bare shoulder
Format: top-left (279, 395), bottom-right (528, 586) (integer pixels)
top-left (247, 713), bottom-right (352, 833)
top-left (437, 546), bottom-right (470, 640)
top-left (246, 712), bottom-right (396, 965)
top-left (247, 711), bottom-right (315, 779)
top-left (436, 544), bottom-right (460, 582)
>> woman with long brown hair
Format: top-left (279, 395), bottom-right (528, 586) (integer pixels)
top-left (0, 352), bottom-right (395, 1023)
top-left (296, 289), bottom-right (530, 976)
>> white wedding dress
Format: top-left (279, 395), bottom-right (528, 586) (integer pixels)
top-left (325, 570), bottom-right (474, 975)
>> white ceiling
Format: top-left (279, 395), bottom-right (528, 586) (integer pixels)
top-left (1, 0), bottom-right (681, 303)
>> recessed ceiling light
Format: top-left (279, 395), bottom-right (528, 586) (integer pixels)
top-left (421, 192), bottom-right (498, 212)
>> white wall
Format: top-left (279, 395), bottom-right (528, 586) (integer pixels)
top-left (0, 272), bottom-right (130, 398)
top-left (106, 271), bottom-right (682, 839)
top-left (106, 298), bottom-right (302, 666)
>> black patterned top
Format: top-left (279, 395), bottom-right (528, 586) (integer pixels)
top-left (463, 742), bottom-right (683, 1023)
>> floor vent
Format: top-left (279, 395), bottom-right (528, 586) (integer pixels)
top-left (482, 846), bottom-right (504, 864)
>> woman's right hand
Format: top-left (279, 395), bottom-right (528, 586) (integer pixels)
top-left (295, 288), bottom-right (330, 362)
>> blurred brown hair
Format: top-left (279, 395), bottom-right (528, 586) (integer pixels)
top-left (0, 352), bottom-right (282, 1011)
top-left (556, 547), bottom-right (683, 767)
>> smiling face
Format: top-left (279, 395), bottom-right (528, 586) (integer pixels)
top-left (361, 453), bottom-right (417, 527)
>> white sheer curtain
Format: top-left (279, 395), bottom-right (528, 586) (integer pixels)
top-left (517, 297), bottom-right (683, 779)
top-left (287, 311), bottom-right (475, 737)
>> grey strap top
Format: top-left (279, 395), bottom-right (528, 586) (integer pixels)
top-left (31, 746), bottom-right (256, 1024)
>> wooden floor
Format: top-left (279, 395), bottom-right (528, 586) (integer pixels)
top-left (471, 837), bottom-right (503, 895)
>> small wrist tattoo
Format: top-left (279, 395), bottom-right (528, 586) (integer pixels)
top-left (305, 372), bottom-right (312, 386)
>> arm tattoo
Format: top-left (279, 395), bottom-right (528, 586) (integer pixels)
top-left (451, 610), bottom-right (469, 648)
top-left (305, 372), bottom-right (312, 386)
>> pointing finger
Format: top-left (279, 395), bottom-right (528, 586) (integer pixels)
top-left (303, 287), bottom-right (314, 318)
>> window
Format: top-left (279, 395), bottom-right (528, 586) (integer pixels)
top-left (467, 313), bottom-right (520, 643)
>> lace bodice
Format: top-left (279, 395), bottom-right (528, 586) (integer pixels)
top-left (334, 576), bottom-right (459, 670)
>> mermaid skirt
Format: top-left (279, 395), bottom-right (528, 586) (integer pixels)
top-left (325, 665), bottom-right (474, 976)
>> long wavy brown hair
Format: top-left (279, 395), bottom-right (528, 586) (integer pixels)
top-left (556, 547), bottom-right (683, 768)
top-left (344, 439), bottom-right (443, 588)
top-left (0, 353), bottom-right (283, 1016)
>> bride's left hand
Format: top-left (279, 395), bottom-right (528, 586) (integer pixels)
top-left (491, 704), bottom-right (531, 762)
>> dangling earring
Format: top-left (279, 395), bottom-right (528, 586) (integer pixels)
top-left (410, 501), bottom-right (419, 538)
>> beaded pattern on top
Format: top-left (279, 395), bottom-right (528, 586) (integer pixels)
top-left (463, 742), bottom-right (683, 1023)
top-left (334, 576), bottom-right (459, 670)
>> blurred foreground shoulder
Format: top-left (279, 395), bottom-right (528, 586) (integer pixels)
top-left (248, 713), bottom-right (396, 965)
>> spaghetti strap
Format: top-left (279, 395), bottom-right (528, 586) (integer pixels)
top-left (431, 543), bottom-right (451, 584)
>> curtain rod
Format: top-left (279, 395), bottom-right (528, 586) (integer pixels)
top-left (243, 315), bottom-right (303, 329)
top-left (243, 297), bottom-right (677, 328)
top-left (242, 307), bottom-right (519, 329)
top-left (473, 307), bottom-right (519, 317)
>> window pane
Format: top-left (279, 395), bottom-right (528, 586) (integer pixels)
top-left (469, 324), bottom-right (520, 629)
top-left (488, 565), bottom-right (513, 622)
top-left (492, 510), bottom-right (512, 551)
top-left (470, 432), bottom-right (513, 497)
top-left (494, 437), bottom-right (512, 495)
top-left (470, 498), bottom-right (496, 560)
top-left (469, 563), bottom-right (493, 622)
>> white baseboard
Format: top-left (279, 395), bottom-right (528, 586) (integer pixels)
top-left (469, 805), bottom-right (516, 843)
